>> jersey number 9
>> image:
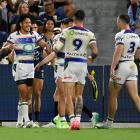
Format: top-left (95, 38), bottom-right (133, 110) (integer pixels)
top-left (73, 39), bottom-right (82, 51)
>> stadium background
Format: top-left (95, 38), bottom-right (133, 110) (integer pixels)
top-left (0, 0), bottom-right (140, 124)
top-left (0, 65), bottom-right (140, 123)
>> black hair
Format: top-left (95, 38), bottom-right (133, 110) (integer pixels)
top-left (42, 18), bottom-right (55, 33)
top-left (44, 0), bottom-right (54, 4)
top-left (118, 14), bottom-right (130, 24)
top-left (16, 14), bottom-right (32, 31)
top-left (73, 9), bottom-right (85, 21)
top-left (29, 4), bottom-right (39, 14)
top-left (61, 18), bottom-right (73, 25)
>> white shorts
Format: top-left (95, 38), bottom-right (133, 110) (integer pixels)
top-left (110, 61), bottom-right (138, 84)
top-left (63, 61), bottom-right (87, 85)
top-left (12, 62), bottom-right (34, 81)
top-left (54, 64), bottom-right (64, 79)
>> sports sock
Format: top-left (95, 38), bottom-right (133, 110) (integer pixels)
top-left (35, 111), bottom-right (40, 122)
top-left (75, 114), bottom-right (81, 122)
top-left (29, 113), bottom-right (32, 121)
top-left (60, 116), bottom-right (66, 122)
top-left (107, 116), bottom-right (114, 126)
top-left (82, 104), bottom-right (92, 118)
top-left (20, 102), bottom-right (30, 122)
top-left (17, 102), bottom-right (23, 124)
top-left (69, 114), bottom-right (75, 123)
top-left (54, 101), bottom-right (58, 117)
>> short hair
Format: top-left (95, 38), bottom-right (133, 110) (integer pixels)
top-left (16, 14), bottom-right (32, 31)
top-left (61, 18), bottom-right (73, 25)
top-left (73, 9), bottom-right (85, 21)
top-left (118, 14), bottom-right (130, 24)
top-left (44, 0), bottom-right (54, 3)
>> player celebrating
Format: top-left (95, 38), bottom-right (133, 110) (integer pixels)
top-left (36, 18), bottom-right (73, 128)
top-left (0, 14), bottom-right (50, 128)
top-left (35, 10), bottom-right (98, 130)
top-left (96, 14), bottom-right (140, 129)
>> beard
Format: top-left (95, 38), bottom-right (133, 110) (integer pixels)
top-left (25, 26), bottom-right (31, 32)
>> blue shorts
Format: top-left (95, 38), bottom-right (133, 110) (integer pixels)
top-left (34, 69), bottom-right (44, 79)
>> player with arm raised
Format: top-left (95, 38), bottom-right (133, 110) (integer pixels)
top-left (96, 14), bottom-right (140, 129)
top-left (36, 10), bottom-right (98, 130)
top-left (0, 14), bottom-right (50, 128)
top-left (36, 18), bottom-right (73, 128)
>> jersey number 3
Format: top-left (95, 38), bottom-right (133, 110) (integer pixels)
top-left (127, 42), bottom-right (135, 53)
top-left (73, 39), bottom-right (82, 51)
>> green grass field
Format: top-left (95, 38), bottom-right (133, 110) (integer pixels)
top-left (0, 127), bottom-right (140, 140)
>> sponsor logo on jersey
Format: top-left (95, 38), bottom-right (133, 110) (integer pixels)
top-left (66, 52), bottom-right (87, 57)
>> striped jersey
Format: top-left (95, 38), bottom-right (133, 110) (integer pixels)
top-left (7, 31), bottom-right (42, 62)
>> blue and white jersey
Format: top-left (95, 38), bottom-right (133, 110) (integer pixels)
top-left (34, 46), bottom-right (44, 66)
top-left (115, 29), bottom-right (140, 61)
top-left (54, 26), bottom-right (96, 63)
top-left (7, 31), bottom-right (42, 63)
top-left (53, 33), bottom-right (65, 65)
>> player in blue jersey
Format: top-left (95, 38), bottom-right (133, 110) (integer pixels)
top-left (0, 14), bottom-right (51, 128)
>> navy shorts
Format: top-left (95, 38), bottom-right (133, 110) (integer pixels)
top-left (16, 78), bottom-right (33, 86)
top-left (34, 69), bottom-right (44, 79)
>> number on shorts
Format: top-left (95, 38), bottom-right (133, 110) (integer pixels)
top-left (73, 39), bottom-right (82, 51)
top-left (127, 42), bottom-right (135, 53)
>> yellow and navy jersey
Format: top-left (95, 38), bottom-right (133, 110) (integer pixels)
top-left (115, 29), bottom-right (140, 61)
top-left (7, 31), bottom-right (42, 62)
top-left (55, 26), bottom-right (96, 62)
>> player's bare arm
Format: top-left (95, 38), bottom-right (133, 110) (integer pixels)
top-left (111, 44), bottom-right (124, 80)
top-left (35, 39), bottom-right (64, 71)
top-left (89, 41), bottom-right (98, 61)
top-left (135, 47), bottom-right (140, 61)
top-left (38, 39), bottom-right (51, 54)
top-left (0, 42), bottom-right (16, 61)
top-left (35, 52), bottom-right (56, 71)
top-left (87, 71), bottom-right (94, 81)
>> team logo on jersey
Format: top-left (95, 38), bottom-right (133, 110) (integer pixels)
top-left (69, 30), bottom-right (75, 36)
top-left (23, 44), bottom-right (34, 52)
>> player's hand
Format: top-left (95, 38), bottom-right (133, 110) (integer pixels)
top-left (34, 63), bottom-right (41, 71)
top-left (88, 74), bottom-right (94, 81)
top-left (11, 44), bottom-right (17, 49)
top-left (110, 69), bottom-right (121, 81)
top-left (5, 44), bottom-right (16, 50)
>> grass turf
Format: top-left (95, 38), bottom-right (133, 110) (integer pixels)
top-left (0, 127), bottom-right (140, 140)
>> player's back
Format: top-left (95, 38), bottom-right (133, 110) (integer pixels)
top-left (62, 26), bottom-right (95, 59)
top-left (115, 29), bottom-right (140, 61)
